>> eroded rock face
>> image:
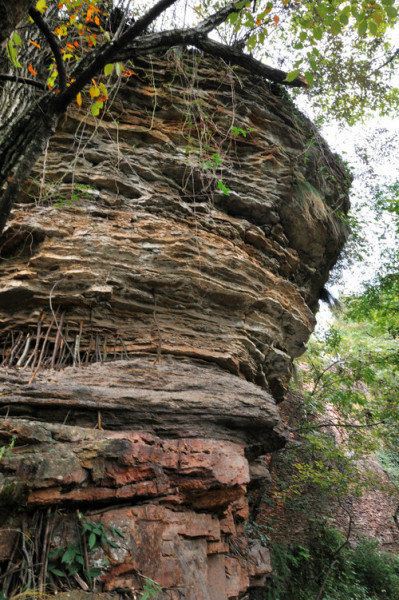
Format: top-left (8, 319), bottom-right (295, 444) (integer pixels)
top-left (0, 53), bottom-right (350, 599)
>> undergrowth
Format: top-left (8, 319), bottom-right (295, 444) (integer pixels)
top-left (264, 523), bottom-right (399, 600)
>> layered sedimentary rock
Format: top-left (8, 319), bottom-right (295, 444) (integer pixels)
top-left (0, 52), bottom-right (350, 599)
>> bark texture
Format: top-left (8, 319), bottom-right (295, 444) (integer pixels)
top-left (0, 0), bottom-right (31, 46)
top-left (0, 53), bottom-right (350, 599)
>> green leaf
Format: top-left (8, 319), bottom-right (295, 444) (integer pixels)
top-left (12, 32), bottom-right (22, 46)
top-left (357, 19), bottom-right (368, 36)
top-left (385, 5), bottom-right (398, 19)
top-left (313, 26), bottom-right (323, 40)
top-left (284, 69), bottom-right (300, 82)
top-left (90, 101), bottom-right (103, 117)
top-left (110, 526), bottom-right (125, 538)
top-left (228, 12), bottom-right (239, 25)
top-left (211, 153), bottom-right (223, 167)
top-left (305, 71), bottom-right (314, 86)
top-left (88, 532), bottom-right (97, 549)
top-left (67, 564), bottom-right (78, 576)
top-left (316, 4), bottom-right (328, 18)
top-left (339, 12), bottom-right (349, 25)
top-left (368, 19), bottom-right (378, 35)
top-left (86, 567), bottom-right (102, 580)
top-left (6, 33), bottom-right (22, 69)
top-left (247, 33), bottom-right (257, 51)
top-left (216, 180), bottom-right (231, 196)
top-left (48, 567), bottom-right (66, 578)
top-left (61, 546), bottom-right (77, 564)
top-left (330, 20), bottom-right (342, 35)
top-left (104, 63), bottom-right (114, 76)
top-left (48, 547), bottom-right (64, 560)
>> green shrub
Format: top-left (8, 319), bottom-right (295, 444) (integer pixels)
top-left (351, 539), bottom-right (399, 599)
top-left (264, 523), bottom-right (399, 600)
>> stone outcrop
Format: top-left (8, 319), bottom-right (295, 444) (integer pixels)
top-left (0, 52), bottom-right (350, 599)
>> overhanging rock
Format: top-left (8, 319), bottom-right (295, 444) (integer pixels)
top-left (0, 52), bottom-right (350, 599)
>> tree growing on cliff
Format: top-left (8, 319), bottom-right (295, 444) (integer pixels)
top-left (0, 0), bottom-right (398, 236)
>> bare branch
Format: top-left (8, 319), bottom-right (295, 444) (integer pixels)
top-left (0, 73), bottom-right (46, 90)
top-left (308, 358), bottom-right (344, 398)
top-left (28, 6), bottom-right (67, 92)
top-left (292, 419), bottom-right (388, 433)
top-left (194, 37), bottom-right (307, 88)
top-left (116, 33), bottom-right (307, 88)
top-left (196, 1), bottom-right (241, 34)
top-left (371, 47), bottom-right (399, 74)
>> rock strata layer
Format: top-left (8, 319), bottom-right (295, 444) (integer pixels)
top-left (0, 52), bottom-right (350, 599)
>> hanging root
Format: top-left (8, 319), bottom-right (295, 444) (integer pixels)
top-left (0, 315), bottom-right (121, 371)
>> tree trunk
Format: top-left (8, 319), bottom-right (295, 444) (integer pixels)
top-left (0, 52), bottom-right (350, 599)
top-left (0, 0), bottom-right (31, 46)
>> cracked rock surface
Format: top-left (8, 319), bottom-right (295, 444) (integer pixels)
top-left (0, 53), bottom-right (350, 599)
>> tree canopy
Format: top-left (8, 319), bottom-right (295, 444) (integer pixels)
top-left (1, 0), bottom-right (398, 121)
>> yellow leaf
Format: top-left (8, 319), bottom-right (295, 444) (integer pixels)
top-left (89, 85), bottom-right (100, 98)
top-left (99, 82), bottom-right (108, 98)
top-left (35, 0), bottom-right (47, 14)
top-left (76, 92), bottom-right (82, 107)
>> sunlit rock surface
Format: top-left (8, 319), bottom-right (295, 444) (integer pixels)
top-left (0, 52), bottom-right (350, 599)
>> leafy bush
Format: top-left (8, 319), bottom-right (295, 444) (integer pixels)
top-left (264, 523), bottom-right (399, 600)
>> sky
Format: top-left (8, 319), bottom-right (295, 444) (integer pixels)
top-left (311, 115), bottom-right (399, 330)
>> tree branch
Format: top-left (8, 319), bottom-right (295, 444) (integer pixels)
top-left (59, 0), bottom-right (305, 111)
top-left (56, 0), bottom-right (179, 110)
top-left (116, 32), bottom-right (307, 88)
top-left (293, 419), bottom-right (388, 433)
top-left (371, 47), bottom-right (399, 74)
top-left (196, 1), bottom-right (242, 34)
top-left (0, 73), bottom-right (46, 90)
top-left (194, 37), bottom-right (307, 87)
top-left (308, 359), bottom-right (344, 398)
top-left (28, 6), bottom-right (67, 92)
top-left (113, 2), bottom-right (306, 88)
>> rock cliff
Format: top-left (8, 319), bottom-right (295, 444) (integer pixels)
top-left (0, 52), bottom-right (350, 599)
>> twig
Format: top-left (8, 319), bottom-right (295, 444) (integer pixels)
top-left (30, 316), bottom-right (42, 370)
top-left (309, 359), bottom-right (344, 398)
top-left (9, 332), bottom-right (24, 366)
top-left (293, 419), bottom-right (388, 433)
top-left (16, 334), bottom-right (31, 367)
top-left (73, 334), bottom-right (81, 367)
top-left (28, 6), bottom-right (67, 91)
top-left (29, 315), bottom-right (55, 382)
top-left (371, 47), bottom-right (399, 74)
top-left (51, 311), bottom-right (64, 368)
